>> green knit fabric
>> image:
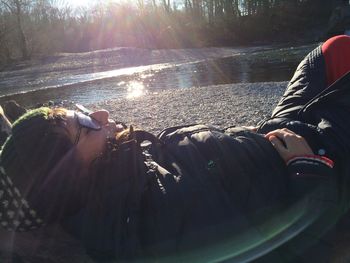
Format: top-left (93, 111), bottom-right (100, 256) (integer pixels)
top-left (0, 107), bottom-right (80, 229)
top-left (11, 107), bottom-right (50, 127)
top-left (1, 107), bottom-right (52, 180)
top-left (0, 107), bottom-right (53, 231)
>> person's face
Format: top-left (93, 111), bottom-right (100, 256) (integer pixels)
top-left (65, 109), bottom-right (123, 165)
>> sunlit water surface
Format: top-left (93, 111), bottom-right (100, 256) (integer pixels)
top-left (0, 44), bottom-right (317, 107)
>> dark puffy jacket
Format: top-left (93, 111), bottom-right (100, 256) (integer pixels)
top-left (255, 45), bottom-right (350, 262)
top-left (63, 45), bottom-right (349, 262)
top-left (258, 45), bottom-right (350, 210)
top-left (62, 124), bottom-right (336, 262)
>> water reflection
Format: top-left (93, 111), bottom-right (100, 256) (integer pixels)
top-left (126, 81), bottom-right (146, 99)
top-left (0, 56), bottom-right (299, 108)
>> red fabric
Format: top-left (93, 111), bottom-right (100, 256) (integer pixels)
top-left (286, 155), bottom-right (334, 168)
top-left (322, 35), bottom-right (350, 86)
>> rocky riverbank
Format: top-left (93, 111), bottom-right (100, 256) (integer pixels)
top-left (88, 81), bottom-right (288, 134)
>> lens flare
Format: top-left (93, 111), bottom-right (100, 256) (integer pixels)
top-left (126, 81), bottom-right (146, 99)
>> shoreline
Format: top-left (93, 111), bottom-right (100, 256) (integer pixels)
top-left (87, 81), bottom-right (288, 134)
top-left (0, 38), bottom-right (317, 72)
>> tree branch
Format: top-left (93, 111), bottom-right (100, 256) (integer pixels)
top-left (0, 0), bottom-right (15, 13)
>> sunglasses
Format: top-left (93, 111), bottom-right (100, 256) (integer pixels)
top-left (74, 106), bottom-right (102, 145)
top-left (73, 104), bottom-right (128, 145)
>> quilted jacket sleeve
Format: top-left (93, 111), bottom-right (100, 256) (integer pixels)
top-left (286, 154), bottom-right (338, 203)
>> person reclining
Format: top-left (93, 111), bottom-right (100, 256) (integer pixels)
top-left (0, 35), bottom-right (350, 262)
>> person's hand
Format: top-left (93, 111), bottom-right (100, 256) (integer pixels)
top-left (264, 128), bottom-right (314, 162)
top-left (242, 126), bottom-right (258, 132)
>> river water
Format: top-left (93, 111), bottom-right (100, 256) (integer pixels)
top-left (0, 43), bottom-right (318, 108)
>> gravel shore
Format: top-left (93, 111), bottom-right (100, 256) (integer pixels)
top-left (89, 81), bottom-right (288, 134)
top-left (3, 81), bottom-right (350, 263)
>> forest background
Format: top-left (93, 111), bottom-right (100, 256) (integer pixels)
top-left (0, 0), bottom-right (345, 68)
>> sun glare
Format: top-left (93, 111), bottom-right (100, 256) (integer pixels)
top-left (66, 0), bottom-right (93, 7)
top-left (126, 81), bottom-right (146, 99)
top-left (66, 0), bottom-right (136, 8)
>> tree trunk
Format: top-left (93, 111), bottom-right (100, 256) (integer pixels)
top-left (14, 0), bottom-right (29, 60)
top-left (192, 0), bottom-right (201, 18)
top-left (151, 0), bottom-right (157, 9)
top-left (162, 0), bottom-right (171, 12)
top-left (224, 0), bottom-right (233, 18)
top-left (208, 0), bottom-right (214, 24)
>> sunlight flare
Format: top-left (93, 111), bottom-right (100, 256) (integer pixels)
top-left (126, 81), bottom-right (146, 99)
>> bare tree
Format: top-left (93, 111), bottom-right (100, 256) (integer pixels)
top-left (0, 13), bottom-right (11, 64)
top-left (1, 0), bottom-right (31, 59)
top-left (162, 0), bottom-right (171, 12)
top-left (0, 0), bottom-right (338, 66)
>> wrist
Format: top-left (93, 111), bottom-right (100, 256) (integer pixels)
top-left (286, 155), bottom-right (334, 169)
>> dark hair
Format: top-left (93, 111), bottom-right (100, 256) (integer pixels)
top-left (75, 126), bottom-right (148, 257)
top-left (0, 109), bottom-right (149, 226)
top-left (85, 127), bottom-right (138, 210)
top-left (0, 107), bottom-right (81, 222)
top-left (1, 108), bottom-right (72, 188)
top-left (86, 126), bottom-right (158, 213)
